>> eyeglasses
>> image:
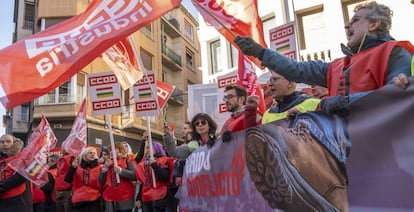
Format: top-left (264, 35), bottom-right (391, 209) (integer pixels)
top-left (267, 77), bottom-right (285, 84)
top-left (193, 120), bottom-right (207, 126)
top-left (349, 15), bottom-right (368, 25)
top-left (223, 94), bottom-right (237, 101)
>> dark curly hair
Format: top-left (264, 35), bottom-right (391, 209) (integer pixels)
top-left (190, 113), bottom-right (217, 146)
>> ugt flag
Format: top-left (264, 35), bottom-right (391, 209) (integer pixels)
top-left (0, 0), bottom-right (181, 109)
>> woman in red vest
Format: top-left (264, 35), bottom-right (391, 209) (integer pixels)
top-left (54, 148), bottom-right (73, 212)
top-left (135, 141), bottom-right (174, 212)
top-left (99, 142), bottom-right (136, 212)
top-left (64, 147), bottom-right (102, 212)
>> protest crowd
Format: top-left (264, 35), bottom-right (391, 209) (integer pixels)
top-left (1, 0), bottom-right (414, 212)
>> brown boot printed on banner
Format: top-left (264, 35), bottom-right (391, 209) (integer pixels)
top-left (245, 123), bottom-right (349, 212)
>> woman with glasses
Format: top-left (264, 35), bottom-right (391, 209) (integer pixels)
top-left (190, 113), bottom-right (218, 148)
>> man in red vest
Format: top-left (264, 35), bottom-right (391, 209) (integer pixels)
top-left (234, 1), bottom-right (414, 211)
top-left (0, 134), bottom-right (32, 212)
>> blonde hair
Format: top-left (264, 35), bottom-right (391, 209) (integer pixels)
top-left (80, 147), bottom-right (97, 161)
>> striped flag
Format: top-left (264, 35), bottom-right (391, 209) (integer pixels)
top-left (96, 86), bottom-right (114, 98)
top-left (138, 87), bottom-right (152, 99)
top-left (276, 39), bottom-right (290, 52)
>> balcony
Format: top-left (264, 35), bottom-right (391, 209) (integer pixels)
top-left (300, 49), bottom-right (332, 62)
top-left (35, 93), bottom-right (74, 105)
top-left (162, 42), bottom-right (182, 71)
top-left (168, 88), bottom-right (184, 105)
top-left (161, 16), bottom-right (180, 38)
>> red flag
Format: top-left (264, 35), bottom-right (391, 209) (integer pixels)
top-left (8, 114), bottom-right (57, 186)
top-left (0, 0), bottom-right (182, 108)
top-left (192, 0), bottom-right (267, 67)
top-left (237, 51), bottom-right (266, 114)
top-left (61, 98), bottom-right (87, 157)
top-left (102, 36), bottom-right (144, 90)
top-left (156, 80), bottom-right (175, 109)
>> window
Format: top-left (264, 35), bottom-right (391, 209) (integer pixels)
top-left (262, 15), bottom-right (276, 46)
top-left (297, 5), bottom-right (326, 50)
top-left (140, 48), bottom-right (153, 70)
top-left (38, 79), bottom-right (72, 104)
top-left (141, 23), bottom-right (153, 38)
top-left (342, 0), bottom-right (366, 24)
top-left (210, 39), bottom-right (222, 74)
top-left (20, 104), bottom-right (30, 122)
top-left (76, 73), bottom-right (86, 103)
top-left (186, 49), bottom-right (195, 71)
top-left (228, 42), bottom-right (238, 68)
top-left (59, 81), bottom-right (71, 102)
top-left (23, 2), bottom-right (34, 29)
top-left (184, 20), bottom-right (194, 41)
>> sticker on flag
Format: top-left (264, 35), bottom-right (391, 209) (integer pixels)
top-left (88, 72), bottom-right (122, 116)
top-left (133, 70), bottom-right (159, 117)
top-left (138, 87), bottom-right (153, 99)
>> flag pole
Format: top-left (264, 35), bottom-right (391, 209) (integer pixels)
top-left (146, 116), bottom-right (157, 188)
top-left (105, 114), bottom-right (120, 183)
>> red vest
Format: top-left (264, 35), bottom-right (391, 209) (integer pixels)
top-left (135, 157), bottom-right (174, 202)
top-left (102, 158), bottom-right (135, 201)
top-left (71, 165), bottom-right (102, 203)
top-left (0, 158), bottom-right (26, 199)
top-left (220, 113), bottom-right (247, 134)
top-left (32, 183), bottom-right (46, 203)
top-left (328, 41), bottom-right (414, 95)
top-left (55, 155), bottom-right (73, 191)
top-left (48, 168), bottom-right (57, 202)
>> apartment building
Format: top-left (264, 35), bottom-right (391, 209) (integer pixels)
top-left (6, 0), bottom-right (202, 151)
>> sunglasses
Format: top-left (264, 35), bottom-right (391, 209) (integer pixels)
top-left (193, 120), bottom-right (207, 126)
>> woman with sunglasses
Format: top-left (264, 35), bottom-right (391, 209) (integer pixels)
top-left (190, 113), bottom-right (218, 148)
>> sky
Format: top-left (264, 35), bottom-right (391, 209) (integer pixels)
top-left (0, 0), bottom-right (14, 136)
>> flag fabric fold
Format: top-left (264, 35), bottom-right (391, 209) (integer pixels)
top-left (61, 98), bottom-right (87, 157)
top-left (102, 36), bottom-right (144, 90)
top-left (237, 51), bottom-right (266, 114)
top-left (192, 0), bottom-right (267, 67)
top-left (8, 114), bottom-right (57, 186)
top-left (0, 0), bottom-right (182, 108)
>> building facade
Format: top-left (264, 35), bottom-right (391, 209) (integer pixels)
top-left (6, 0), bottom-right (202, 151)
